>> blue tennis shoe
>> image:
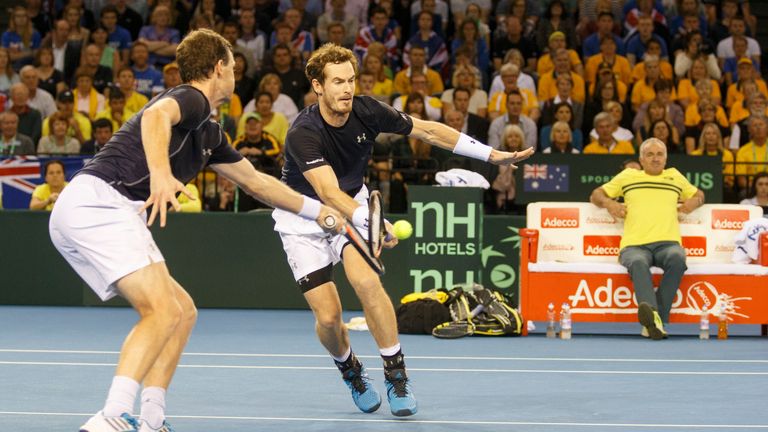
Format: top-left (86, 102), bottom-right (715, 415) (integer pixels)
top-left (384, 369), bottom-right (418, 416)
top-left (341, 364), bottom-right (382, 413)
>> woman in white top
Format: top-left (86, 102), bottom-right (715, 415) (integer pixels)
top-left (37, 112), bottom-right (80, 154)
top-left (441, 64), bottom-right (488, 117)
top-left (243, 73), bottom-right (298, 124)
top-left (543, 121), bottom-right (580, 153)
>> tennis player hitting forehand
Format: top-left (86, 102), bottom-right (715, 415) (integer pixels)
top-left (274, 43), bottom-right (533, 417)
top-left (49, 29), bottom-right (342, 432)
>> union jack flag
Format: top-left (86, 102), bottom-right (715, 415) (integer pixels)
top-left (0, 156), bottom-right (87, 209)
top-left (523, 164), bottom-right (548, 179)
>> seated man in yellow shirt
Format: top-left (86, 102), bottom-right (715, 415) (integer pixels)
top-left (538, 48), bottom-right (586, 103)
top-left (537, 31), bottom-right (583, 77)
top-left (583, 112), bottom-right (635, 154)
top-left (736, 115), bottom-right (768, 190)
top-left (590, 138), bottom-right (704, 339)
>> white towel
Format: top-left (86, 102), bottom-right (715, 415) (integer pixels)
top-left (435, 168), bottom-right (490, 189)
top-left (731, 218), bottom-right (768, 264)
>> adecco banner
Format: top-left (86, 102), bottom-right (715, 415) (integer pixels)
top-left (523, 273), bottom-right (766, 324)
top-left (527, 202), bottom-right (762, 263)
top-left (406, 186), bottom-right (484, 292)
top-left (515, 154), bottom-right (722, 204)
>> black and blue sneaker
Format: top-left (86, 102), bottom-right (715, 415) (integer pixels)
top-left (384, 369), bottom-right (418, 417)
top-left (341, 365), bottom-right (382, 413)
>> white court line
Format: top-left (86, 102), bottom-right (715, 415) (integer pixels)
top-left (0, 411), bottom-right (766, 429)
top-left (1, 349), bottom-right (767, 364)
top-left (0, 361), bottom-right (766, 375)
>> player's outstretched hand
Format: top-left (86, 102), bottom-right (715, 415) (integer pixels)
top-left (141, 173), bottom-right (195, 227)
top-left (317, 206), bottom-right (346, 234)
top-left (383, 220), bottom-right (399, 249)
top-left (488, 146), bottom-right (535, 168)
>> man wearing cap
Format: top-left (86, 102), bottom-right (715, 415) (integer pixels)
top-left (233, 112), bottom-right (282, 178)
top-left (725, 57), bottom-right (768, 110)
top-left (162, 62), bottom-right (182, 89)
top-left (41, 90), bottom-right (92, 143)
top-left (536, 31), bottom-right (583, 77)
top-left (537, 48), bottom-right (586, 103)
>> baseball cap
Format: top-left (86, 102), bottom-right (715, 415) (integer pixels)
top-left (57, 90), bottom-right (74, 102)
top-left (243, 112), bottom-right (262, 123)
top-left (163, 62), bottom-right (179, 73)
top-left (737, 57), bottom-right (753, 66)
top-left (549, 31), bottom-right (565, 42)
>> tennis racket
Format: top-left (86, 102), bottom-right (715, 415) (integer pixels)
top-left (322, 213), bottom-right (385, 275)
top-left (432, 304), bottom-right (485, 339)
top-left (368, 190), bottom-right (385, 258)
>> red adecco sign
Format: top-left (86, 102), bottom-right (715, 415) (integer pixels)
top-left (583, 235), bottom-right (621, 256)
top-left (711, 209), bottom-right (749, 230)
top-left (682, 236), bottom-right (707, 257)
top-left (541, 208), bottom-right (579, 228)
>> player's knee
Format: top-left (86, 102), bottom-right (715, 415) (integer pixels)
top-left (315, 308), bottom-right (343, 330)
top-left (349, 276), bottom-right (382, 300)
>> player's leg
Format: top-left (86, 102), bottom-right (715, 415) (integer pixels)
top-left (342, 245), bottom-right (417, 416)
top-left (137, 276), bottom-right (198, 432)
top-left (278, 229), bottom-right (381, 413)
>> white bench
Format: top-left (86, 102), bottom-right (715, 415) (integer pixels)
top-left (519, 203), bottom-right (768, 332)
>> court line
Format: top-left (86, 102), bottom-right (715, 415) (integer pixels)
top-left (0, 411), bottom-right (766, 429)
top-left (1, 361), bottom-right (766, 375)
top-left (1, 349), bottom-right (767, 364)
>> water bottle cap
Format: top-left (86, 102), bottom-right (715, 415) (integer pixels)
top-left (548, 303), bottom-right (554, 309)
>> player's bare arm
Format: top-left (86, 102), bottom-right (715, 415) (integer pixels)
top-left (139, 97), bottom-right (195, 227)
top-left (408, 116), bottom-right (535, 167)
top-left (211, 159), bottom-right (344, 231)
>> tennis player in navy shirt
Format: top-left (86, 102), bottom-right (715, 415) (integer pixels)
top-left (273, 43), bottom-right (534, 417)
top-left (49, 29), bottom-right (342, 432)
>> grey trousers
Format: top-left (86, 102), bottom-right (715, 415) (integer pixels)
top-left (619, 241), bottom-right (687, 323)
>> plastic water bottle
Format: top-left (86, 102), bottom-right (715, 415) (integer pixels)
top-left (699, 306), bottom-right (710, 340)
top-left (717, 303), bottom-right (728, 340)
top-left (546, 303), bottom-right (557, 338)
top-left (560, 303), bottom-right (572, 340)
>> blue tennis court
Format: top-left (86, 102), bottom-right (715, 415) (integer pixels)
top-left (1, 306), bottom-right (766, 431)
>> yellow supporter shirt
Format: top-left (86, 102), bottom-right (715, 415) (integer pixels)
top-left (601, 168), bottom-right (698, 249)
top-left (487, 88), bottom-right (539, 117)
top-left (537, 71), bottom-right (586, 103)
top-left (683, 104), bottom-right (730, 128)
top-left (584, 54), bottom-right (632, 85)
top-left (236, 112), bottom-right (290, 146)
top-left (690, 148), bottom-right (735, 186)
top-left (631, 79), bottom-right (678, 109)
top-left (676, 79), bottom-right (721, 107)
top-left (536, 49), bottom-right (583, 77)
top-left (42, 112), bottom-right (92, 140)
top-left (124, 91), bottom-right (149, 114)
top-left (735, 141), bottom-right (768, 177)
top-left (630, 61), bottom-right (674, 83)
top-left (392, 67), bottom-right (444, 96)
top-left (725, 80), bottom-right (768, 109)
top-left (583, 140), bottom-right (636, 154)
top-left (32, 182), bottom-right (69, 211)
top-left (95, 107), bottom-right (137, 132)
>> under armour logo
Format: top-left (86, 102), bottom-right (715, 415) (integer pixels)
top-left (299, 275), bottom-right (310, 284)
top-left (203, 148), bottom-right (213, 156)
top-left (357, 133), bottom-right (366, 143)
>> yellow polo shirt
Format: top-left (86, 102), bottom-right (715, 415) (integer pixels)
top-left (537, 49), bottom-right (583, 77)
top-left (601, 168), bottom-right (698, 248)
top-left (735, 141), bottom-right (768, 177)
top-left (583, 140), bottom-right (636, 154)
top-left (487, 88), bottom-right (539, 117)
top-left (584, 54), bottom-right (632, 85)
top-left (537, 71), bottom-right (586, 103)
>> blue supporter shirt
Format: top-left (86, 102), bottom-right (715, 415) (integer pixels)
top-left (108, 26), bottom-right (133, 51)
top-left (582, 33), bottom-right (626, 58)
top-left (625, 34), bottom-right (668, 61)
top-left (132, 66), bottom-right (164, 98)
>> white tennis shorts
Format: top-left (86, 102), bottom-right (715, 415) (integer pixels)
top-left (273, 185), bottom-right (368, 281)
top-left (49, 174), bottom-right (164, 301)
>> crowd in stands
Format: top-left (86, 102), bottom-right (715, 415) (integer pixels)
top-left (1, 0), bottom-right (767, 213)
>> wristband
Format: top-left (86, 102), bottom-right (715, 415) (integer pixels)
top-left (352, 205), bottom-right (368, 231)
top-left (298, 196), bottom-right (322, 220)
top-left (453, 132), bottom-right (492, 161)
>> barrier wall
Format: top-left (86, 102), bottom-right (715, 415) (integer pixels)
top-left (0, 210), bottom-right (526, 308)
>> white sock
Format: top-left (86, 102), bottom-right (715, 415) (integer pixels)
top-left (331, 346), bottom-right (352, 363)
top-left (379, 344), bottom-right (401, 357)
top-left (139, 386), bottom-right (167, 430)
top-left (103, 376), bottom-right (140, 417)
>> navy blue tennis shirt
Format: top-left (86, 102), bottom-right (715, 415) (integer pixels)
top-left (79, 85), bottom-right (242, 201)
top-left (282, 95), bottom-right (413, 199)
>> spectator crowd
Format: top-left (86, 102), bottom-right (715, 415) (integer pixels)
top-left (1, 0), bottom-right (767, 213)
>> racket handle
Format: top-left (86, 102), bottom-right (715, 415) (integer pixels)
top-left (470, 304), bottom-right (484, 318)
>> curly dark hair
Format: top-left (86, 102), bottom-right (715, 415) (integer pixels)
top-left (176, 29), bottom-right (232, 84)
top-left (305, 43), bottom-right (358, 86)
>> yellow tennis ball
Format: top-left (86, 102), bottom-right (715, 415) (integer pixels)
top-left (393, 220), bottom-right (413, 240)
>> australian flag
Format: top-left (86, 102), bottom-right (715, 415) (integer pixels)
top-left (1, 156), bottom-right (88, 209)
top-left (523, 164), bottom-right (569, 192)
